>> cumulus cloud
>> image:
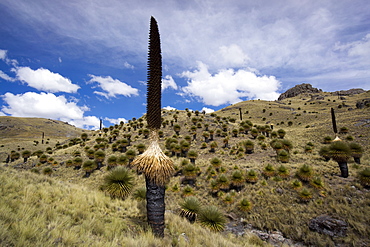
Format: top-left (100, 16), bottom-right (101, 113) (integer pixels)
top-left (105, 117), bottom-right (128, 125)
top-left (201, 107), bottom-right (215, 113)
top-left (0, 70), bottom-right (15, 81)
top-left (217, 44), bottom-right (249, 68)
top-left (163, 106), bottom-right (176, 111)
top-left (181, 62), bottom-right (281, 106)
top-left (162, 75), bottom-right (178, 90)
top-left (1, 92), bottom-right (98, 129)
top-left (88, 75), bottom-right (139, 98)
top-left (123, 61), bottom-right (134, 69)
top-left (13, 67), bottom-right (80, 93)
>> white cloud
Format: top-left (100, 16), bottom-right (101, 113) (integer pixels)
top-left (162, 75), bottom-right (178, 90)
top-left (0, 111), bottom-right (6, 116)
top-left (14, 67), bottom-right (80, 93)
top-left (0, 70), bottom-right (15, 81)
top-left (1, 92), bottom-right (98, 129)
top-left (123, 61), bottom-right (134, 69)
top-left (217, 44), bottom-right (249, 68)
top-left (88, 74), bottom-right (139, 98)
top-left (163, 106), bottom-right (176, 111)
top-left (0, 49), bottom-right (7, 60)
top-left (104, 117), bottom-right (128, 125)
top-left (201, 107), bottom-right (215, 114)
top-left (181, 62), bottom-right (281, 106)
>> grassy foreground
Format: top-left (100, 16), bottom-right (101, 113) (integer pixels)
top-left (0, 166), bottom-right (263, 247)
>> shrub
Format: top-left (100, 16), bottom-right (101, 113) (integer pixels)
top-left (246, 169), bottom-right (259, 183)
top-left (298, 188), bottom-right (313, 202)
top-left (262, 163), bottom-right (275, 178)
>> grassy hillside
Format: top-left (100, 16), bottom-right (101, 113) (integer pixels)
top-left (1, 90), bottom-right (369, 246)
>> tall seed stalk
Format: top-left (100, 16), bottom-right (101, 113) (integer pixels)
top-left (132, 16), bottom-right (174, 238)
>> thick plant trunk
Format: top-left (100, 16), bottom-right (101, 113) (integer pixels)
top-left (354, 157), bottom-right (361, 164)
top-left (338, 162), bottom-right (349, 178)
top-left (146, 176), bottom-right (165, 238)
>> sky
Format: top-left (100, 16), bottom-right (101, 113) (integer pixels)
top-left (1, 0), bottom-right (369, 130)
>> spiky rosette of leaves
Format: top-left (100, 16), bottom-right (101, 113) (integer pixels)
top-left (182, 164), bottom-right (198, 179)
top-left (198, 206), bottom-right (226, 232)
top-left (230, 170), bottom-right (245, 187)
top-left (182, 185), bottom-right (195, 197)
top-left (328, 141), bottom-right (352, 163)
top-left (262, 163), bottom-right (275, 178)
top-left (237, 198), bottom-right (253, 212)
top-left (358, 168), bottom-right (370, 187)
top-left (319, 146), bottom-right (331, 161)
top-left (217, 174), bottom-right (230, 190)
top-left (298, 188), bottom-right (313, 202)
top-left (246, 169), bottom-right (259, 183)
top-left (132, 131), bottom-right (174, 186)
top-left (179, 196), bottom-right (201, 223)
top-left (291, 179), bottom-right (302, 190)
top-left (101, 166), bottom-right (135, 199)
top-left (146, 16), bottom-right (162, 130)
top-left (310, 176), bottom-right (325, 190)
top-left (276, 165), bottom-right (290, 179)
top-left (82, 160), bottom-right (97, 173)
top-left (296, 164), bottom-right (314, 182)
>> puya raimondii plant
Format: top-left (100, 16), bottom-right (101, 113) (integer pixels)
top-left (131, 16), bottom-right (174, 238)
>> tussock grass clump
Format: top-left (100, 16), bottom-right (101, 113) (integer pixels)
top-left (358, 167), bottom-right (370, 187)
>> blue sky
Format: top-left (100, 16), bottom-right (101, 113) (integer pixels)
top-left (1, 0), bottom-right (369, 129)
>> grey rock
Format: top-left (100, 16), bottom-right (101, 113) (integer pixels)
top-left (278, 83), bottom-right (322, 101)
top-left (309, 215), bottom-right (347, 237)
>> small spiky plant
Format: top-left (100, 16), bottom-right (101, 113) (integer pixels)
top-left (82, 160), bottom-right (97, 178)
top-left (132, 187), bottom-right (146, 201)
top-left (230, 170), bottom-right (244, 191)
top-left (101, 166), bottom-right (135, 199)
top-left (131, 16), bottom-right (174, 238)
top-left (319, 146), bottom-right (331, 161)
top-left (298, 188), bottom-right (313, 202)
top-left (237, 198), bottom-right (253, 212)
top-left (262, 163), bottom-right (275, 178)
top-left (246, 169), bottom-right (259, 183)
top-left (291, 179), bottom-right (303, 190)
top-left (179, 196), bottom-right (201, 223)
top-left (310, 176), bottom-right (325, 190)
top-left (296, 164), bottom-right (314, 182)
top-left (198, 206), bottom-right (226, 232)
top-left (276, 165), bottom-right (290, 179)
top-left (358, 168), bottom-right (370, 188)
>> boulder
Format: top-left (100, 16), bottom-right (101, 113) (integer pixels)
top-left (309, 215), bottom-right (347, 237)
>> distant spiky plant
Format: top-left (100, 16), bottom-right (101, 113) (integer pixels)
top-left (276, 165), bottom-right (290, 179)
top-left (42, 167), bottom-right (53, 176)
top-left (237, 198), bottom-right (253, 212)
top-left (298, 188), bottom-right (313, 202)
top-left (179, 196), bottom-right (201, 223)
top-left (131, 17), bottom-right (174, 238)
top-left (310, 176), bottom-right (325, 190)
top-left (277, 150), bottom-right (290, 163)
top-left (291, 179), bottom-right (303, 190)
top-left (358, 168), bottom-right (370, 188)
top-left (198, 205), bottom-right (226, 232)
top-left (217, 174), bottom-right (230, 191)
top-left (101, 166), bottom-right (135, 199)
top-left (182, 185), bottom-right (195, 197)
top-left (296, 164), bottom-right (314, 182)
top-left (230, 170), bottom-right (245, 190)
top-left (210, 157), bottom-right (222, 171)
top-left (82, 160), bottom-right (97, 178)
top-left (262, 163), bottom-right (275, 178)
top-left (246, 169), bottom-right (259, 183)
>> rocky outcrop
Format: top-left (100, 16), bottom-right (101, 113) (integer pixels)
top-left (278, 83), bottom-right (322, 101)
top-left (309, 215), bottom-right (347, 237)
top-left (332, 88), bottom-right (366, 96)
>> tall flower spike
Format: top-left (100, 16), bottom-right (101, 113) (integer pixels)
top-left (147, 16), bottom-right (162, 130)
